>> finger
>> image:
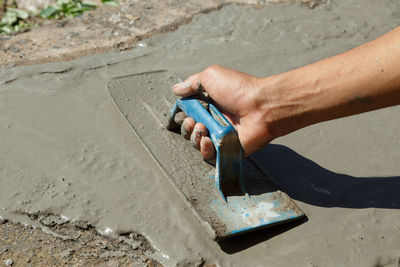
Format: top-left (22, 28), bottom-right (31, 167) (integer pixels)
top-left (172, 73), bottom-right (203, 97)
top-left (190, 123), bottom-right (208, 149)
top-left (172, 81), bottom-right (192, 96)
top-left (174, 111), bottom-right (186, 125)
top-left (200, 136), bottom-right (216, 163)
top-left (181, 117), bottom-right (195, 140)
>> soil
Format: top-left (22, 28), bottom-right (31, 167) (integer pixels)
top-left (0, 218), bottom-right (160, 267)
top-left (0, 0), bottom-right (322, 66)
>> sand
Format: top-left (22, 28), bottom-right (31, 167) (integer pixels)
top-left (1, 0), bottom-right (400, 266)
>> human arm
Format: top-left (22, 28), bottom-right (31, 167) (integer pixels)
top-left (173, 26), bottom-right (400, 159)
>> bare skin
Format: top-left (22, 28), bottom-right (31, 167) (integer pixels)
top-left (172, 26), bottom-right (400, 160)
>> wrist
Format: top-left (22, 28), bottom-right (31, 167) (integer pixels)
top-left (256, 70), bottom-right (319, 139)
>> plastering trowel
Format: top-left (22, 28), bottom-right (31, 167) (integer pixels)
top-left (108, 70), bottom-right (305, 239)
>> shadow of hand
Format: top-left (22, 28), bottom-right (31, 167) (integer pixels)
top-left (253, 144), bottom-right (400, 209)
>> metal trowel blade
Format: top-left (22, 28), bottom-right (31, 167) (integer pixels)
top-left (107, 70), bottom-right (305, 239)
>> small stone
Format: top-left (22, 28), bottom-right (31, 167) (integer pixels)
top-left (113, 43), bottom-right (120, 51)
top-left (131, 240), bottom-right (141, 250)
top-left (110, 13), bottom-right (121, 23)
top-left (57, 20), bottom-right (68, 28)
top-left (125, 14), bottom-right (138, 21)
top-left (17, 39), bottom-right (29, 45)
top-left (69, 32), bottom-right (79, 38)
top-left (76, 221), bottom-right (90, 230)
top-left (139, 255), bottom-right (148, 262)
top-left (101, 30), bottom-right (113, 38)
top-left (0, 35), bottom-right (11, 41)
top-left (7, 46), bottom-right (20, 53)
top-left (5, 259), bottom-right (13, 266)
top-left (60, 250), bottom-right (71, 258)
top-left (6, 62), bottom-right (16, 68)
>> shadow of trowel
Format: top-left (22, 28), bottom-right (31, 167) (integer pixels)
top-left (218, 144), bottom-right (400, 253)
top-left (218, 216), bottom-right (307, 254)
top-left (253, 144), bottom-right (400, 209)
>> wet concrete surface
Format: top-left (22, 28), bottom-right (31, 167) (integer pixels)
top-left (1, 1), bottom-right (400, 266)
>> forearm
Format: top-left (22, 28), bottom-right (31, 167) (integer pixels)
top-left (262, 26), bottom-right (400, 138)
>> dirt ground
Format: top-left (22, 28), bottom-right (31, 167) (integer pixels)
top-left (0, 0), bottom-right (322, 266)
top-left (0, 0), bottom-right (322, 67)
top-left (0, 217), bottom-right (161, 266)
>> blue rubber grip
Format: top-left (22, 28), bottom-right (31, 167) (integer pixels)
top-left (170, 97), bottom-right (235, 147)
top-left (169, 96), bottom-right (244, 202)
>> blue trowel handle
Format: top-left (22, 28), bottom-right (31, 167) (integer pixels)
top-left (168, 97), bottom-right (244, 202)
top-left (171, 98), bottom-right (234, 143)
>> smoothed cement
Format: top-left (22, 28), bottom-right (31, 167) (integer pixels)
top-left (1, 0), bottom-right (400, 266)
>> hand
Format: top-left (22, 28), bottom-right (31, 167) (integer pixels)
top-left (172, 65), bottom-right (275, 160)
top-left (172, 27), bottom-right (400, 163)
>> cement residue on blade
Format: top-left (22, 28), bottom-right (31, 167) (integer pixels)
top-left (1, 0), bottom-right (400, 266)
top-left (108, 71), bottom-right (304, 237)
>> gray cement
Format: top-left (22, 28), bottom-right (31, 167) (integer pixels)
top-left (1, 0), bottom-right (400, 266)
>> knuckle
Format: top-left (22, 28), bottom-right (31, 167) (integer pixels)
top-left (203, 64), bottom-right (221, 75)
top-left (187, 74), bottom-right (197, 82)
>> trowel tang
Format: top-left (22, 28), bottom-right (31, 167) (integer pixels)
top-left (168, 97), bottom-right (244, 202)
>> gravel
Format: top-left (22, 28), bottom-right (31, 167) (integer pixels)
top-left (5, 259), bottom-right (13, 266)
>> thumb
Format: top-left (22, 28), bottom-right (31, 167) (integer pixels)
top-left (172, 73), bottom-right (204, 97)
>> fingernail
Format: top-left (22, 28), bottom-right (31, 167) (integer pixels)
top-left (172, 81), bottom-right (191, 95)
top-left (190, 129), bottom-right (206, 149)
top-left (181, 117), bottom-right (195, 140)
top-left (201, 137), bottom-right (216, 164)
top-left (181, 123), bottom-right (189, 139)
top-left (181, 122), bottom-right (192, 140)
